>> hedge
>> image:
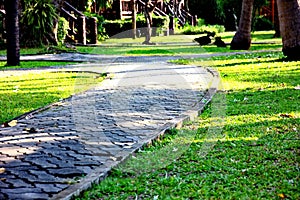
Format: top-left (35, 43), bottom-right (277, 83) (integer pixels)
top-left (103, 15), bottom-right (170, 37)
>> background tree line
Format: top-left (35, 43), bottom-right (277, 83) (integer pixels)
top-left (189, 0), bottom-right (271, 31)
top-left (3, 0), bottom-right (300, 66)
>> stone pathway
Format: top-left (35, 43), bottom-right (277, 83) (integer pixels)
top-left (0, 55), bottom-right (220, 199)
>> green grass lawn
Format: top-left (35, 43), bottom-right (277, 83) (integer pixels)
top-left (0, 48), bottom-right (44, 56)
top-left (76, 51), bottom-right (299, 199)
top-left (0, 61), bottom-right (77, 70)
top-left (0, 30), bottom-right (298, 199)
top-left (0, 31), bottom-right (282, 56)
top-left (219, 30), bottom-right (281, 44)
top-left (77, 31), bottom-right (282, 55)
top-left (0, 71), bottom-right (104, 124)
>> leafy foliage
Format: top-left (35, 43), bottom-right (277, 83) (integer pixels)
top-left (85, 0), bottom-right (113, 12)
top-left (104, 15), bottom-right (169, 37)
top-left (252, 15), bottom-right (274, 31)
top-left (189, 0), bottom-right (225, 25)
top-left (57, 17), bottom-right (69, 45)
top-left (83, 12), bottom-right (109, 41)
top-left (20, 0), bottom-right (58, 47)
top-left (188, 0), bottom-right (269, 26)
top-left (178, 23), bottom-right (225, 35)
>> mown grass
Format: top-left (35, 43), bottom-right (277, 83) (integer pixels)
top-left (76, 42), bottom-right (281, 56)
top-left (103, 30), bottom-right (281, 45)
top-left (220, 31), bottom-right (281, 44)
top-left (0, 31), bottom-right (281, 56)
top-left (77, 31), bottom-right (282, 55)
top-left (0, 71), bottom-right (104, 124)
top-left (0, 61), bottom-right (77, 70)
top-left (76, 51), bottom-right (299, 199)
top-left (0, 48), bottom-right (44, 56)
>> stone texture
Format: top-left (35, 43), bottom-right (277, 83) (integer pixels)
top-left (48, 168), bottom-right (86, 178)
top-left (0, 54), bottom-right (218, 200)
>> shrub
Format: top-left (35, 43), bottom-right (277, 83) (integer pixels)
top-left (57, 17), bottom-right (69, 45)
top-left (178, 24), bottom-right (225, 35)
top-left (189, 0), bottom-right (225, 25)
top-left (20, 0), bottom-right (58, 47)
top-left (103, 15), bottom-right (170, 37)
top-left (83, 12), bottom-right (109, 41)
top-left (197, 18), bottom-right (206, 26)
top-left (103, 19), bottom-right (129, 37)
top-left (253, 15), bottom-right (274, 31)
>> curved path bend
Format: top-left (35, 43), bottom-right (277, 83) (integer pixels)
top-left (0, 54), bottom-right (221, 199)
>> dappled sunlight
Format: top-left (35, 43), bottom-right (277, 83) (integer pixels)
top-left (193, 136), bottom-right (259, 143)
top-left (103, 34), bottom-right (197, 44)
top-left (125, 45), bottom-right (206, 55)
top-left (221, 80), bottom-right (277, 91)
top-left (195, 53), bottom-right (300, 92)
top-left (0, 71), bottom-right (102, 123)
top-left (196, 112), bottom-right (299, 138)
top-left (78, 44), bottom-right (207, 56)
top-left (250, 44), bottom-right (282, 51)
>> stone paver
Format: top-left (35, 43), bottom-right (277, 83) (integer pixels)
top-left (0, 54), bottom-right (220, 199)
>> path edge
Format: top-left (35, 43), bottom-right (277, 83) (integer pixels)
top-left (50, 66), bottom-right (221, 200)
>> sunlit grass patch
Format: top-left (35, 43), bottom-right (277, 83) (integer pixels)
top-left (0, 61), bottom-right (77, 70)
top-left (250, 30), bottom-right (281, 43)
top-left (77, 31), bottom-right (282, 56)
top-left (103, 34), bottom-right (197, 44)
top-left (76, 50), bottom-right (299, 199)
top-left (0, 71), bottom-right (104, 123)
top-left (0, 31), bottom-right (283, 57)
top-left (77, 44), bottom-right (207, 55)
top-left (250, 43), bottom-right (282, 51)
top-left (185, 52), bottom-right (299, 91)
top-left (218, 31), bottom-right (281, 44)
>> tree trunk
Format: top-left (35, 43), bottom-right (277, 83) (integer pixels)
top-left (5, 0), bottom-right (20, 66)
top-left (143, 0), bottom-right (158, 45)
top-left (230, 0), bottom-right (254, 50)
top-left (132, 0), bottom-right (137, 39)
top-left (276, 0), bottom-right (300, 60)
top-left (273, 0), bottom-right (280, 38)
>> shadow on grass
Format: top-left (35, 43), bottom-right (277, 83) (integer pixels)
top-left (214, 57), bottom-right (292, 68)
top-left (251, 32), bottom-right (275, 40)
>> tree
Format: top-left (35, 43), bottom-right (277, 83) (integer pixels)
top-left (230, 0), bottom-right (254, 50)
top-left (142, 0), bottom-right (159, 45)
top-left (5, 0), bottom-right (20, 66)
top-left (273, 0), bottom-right (280, 38)
top-left (132, 0), bottom-right (137, 39)
top-left (276, 0), bottom-right (300, 60)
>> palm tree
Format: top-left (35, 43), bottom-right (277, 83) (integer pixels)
top-left (276, 0), bottom-right (300, 60)
top-left (230, 0), bottom-right (254, 50)
top-left (273, 0), bottom-right (280, 38)
top-left (142, 0), bottom-right (159, 45)
top-left (5, 0), bottom-right (20, 66)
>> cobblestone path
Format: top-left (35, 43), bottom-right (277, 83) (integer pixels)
top-left (0, 55), bottom-right (220, 199)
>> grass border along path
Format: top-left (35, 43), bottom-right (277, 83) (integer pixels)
top-left (0, 71), bottom-right (105, 124)
top-left (76, 51), bottom-right (299, 199)
top-left (0, 61), bottom-right (77, 70)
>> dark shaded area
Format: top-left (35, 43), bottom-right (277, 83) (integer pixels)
top-left (283, 46), bottom-right (300, 61)
top-left (4, 0), bottom-right (20, 66)
top-left (230, 37), bottom-right (251, 50)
